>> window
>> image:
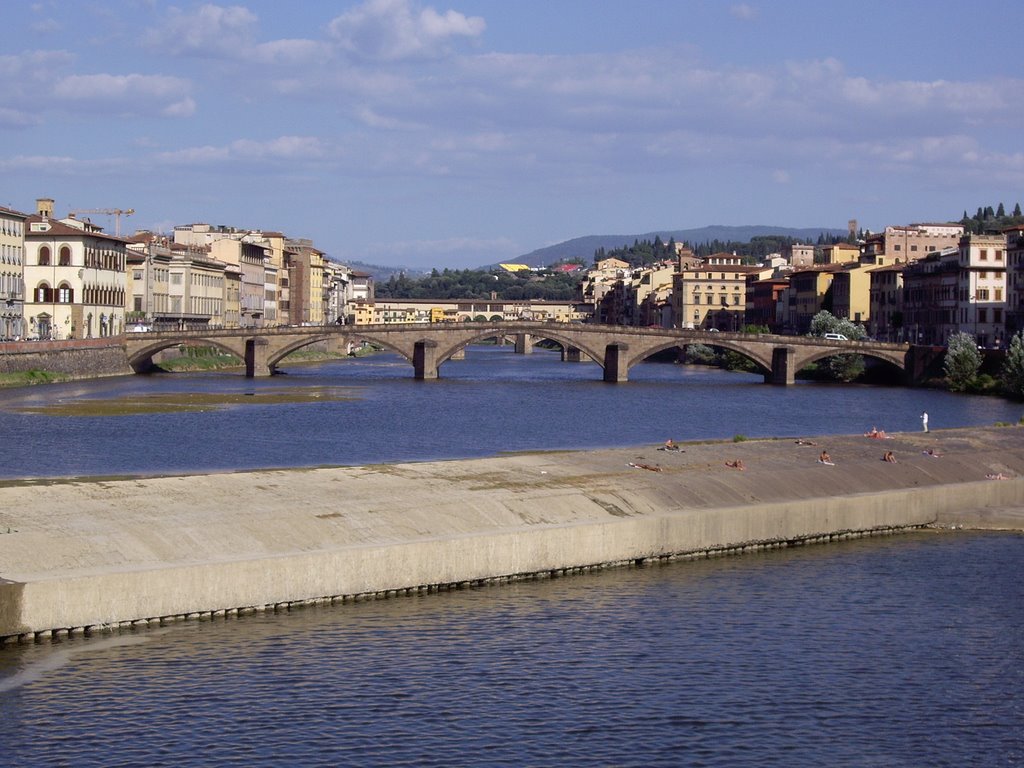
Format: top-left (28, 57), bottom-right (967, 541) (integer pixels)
top-left (133, 270), bottom-right (143, 280)
top-left (894, 244), bottom-right (901, 251)
top-left (38, 246), bottom-right (50, 266)
top-left (58, 246), bottom-right (71, 266)
top-left (980, 249), bottom-right (988, 261)
top-left (57, 285), bottom-right (72, 303)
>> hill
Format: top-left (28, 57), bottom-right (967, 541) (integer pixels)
top-left (515, 225), bottom-right (849, 267)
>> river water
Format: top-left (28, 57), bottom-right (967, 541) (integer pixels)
top-left (1, 347), bottom-right (1022, 766)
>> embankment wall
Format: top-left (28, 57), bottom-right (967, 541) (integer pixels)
top-left (0, 340), bottom-right (130, 378)
top-left (1, 452), bottom-right (1021, 641)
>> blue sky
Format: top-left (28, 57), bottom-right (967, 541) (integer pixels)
top-left (2, 1), bottom-right (1022, 268)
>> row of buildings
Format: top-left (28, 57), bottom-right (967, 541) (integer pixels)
top-left (583, 223), bottom-right (1024, 349)
top-left (0, 198), bottom-right (373, 341)
top-left (2, 195), bottom-right (1021, 351)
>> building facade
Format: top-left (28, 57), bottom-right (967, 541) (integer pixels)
top-left (23, 200), bottom-right (126, 339)
top-left (126, 233), bottom-right (226, 329)
top-left (0, 205), bottom-right (27, 339)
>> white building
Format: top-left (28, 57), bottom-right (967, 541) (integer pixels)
top-left (23, 199), bottom-right (126, 339)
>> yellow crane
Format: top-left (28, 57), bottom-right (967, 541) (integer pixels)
top-left (68, 207), bottom-right (135, 236)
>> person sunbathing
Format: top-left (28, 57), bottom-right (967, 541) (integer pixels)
top-left (724, 459), bottom-right (745, 470)
top-left (628, 462), bottom-right (663, 472)
top-left (882, 451), bottom-right (897, 463)
top-left (818, 451), bottom-right (834, 465)
top-left (923, 448), bottom-right (942, 458)
top-left (659, 439), bottom-right (682, 452)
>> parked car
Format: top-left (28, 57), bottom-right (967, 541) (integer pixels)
top-left (128, 324), bottom-right (153, 333)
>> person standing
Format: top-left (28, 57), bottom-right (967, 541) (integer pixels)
top-left (921, 411), bottom-right (929, 433)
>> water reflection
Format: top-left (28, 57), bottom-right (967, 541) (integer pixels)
top-left (1, 532), bottom-right (1021, 766)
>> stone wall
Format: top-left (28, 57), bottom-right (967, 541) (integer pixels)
top-left (0, 339), bottom-right (131, 379)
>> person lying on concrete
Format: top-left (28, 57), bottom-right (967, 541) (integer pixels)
top-left (628, 462), bottom-right (663, 472)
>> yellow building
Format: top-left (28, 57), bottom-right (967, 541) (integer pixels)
top-left (787, 265), bottom-right (846, 333)
top-left (0, 205), bottom-right (27, 339)
top-left (672, 260), bottom-right (770, 331)
top-left (829, 263), bottom-right (875, 325)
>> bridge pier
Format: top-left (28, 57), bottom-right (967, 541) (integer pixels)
top-left (766, 346), bottom-right (795, 386)
top-left (515, 333), bottom-right (533, 355)
top-left (413, 340), bottom-right (440, 380)
top-left (562, 345), bottom-right (583, 363)
top-left (603, 343), bottom-right (630, 383)
top-left (245, 338), bottom-right (273, 378)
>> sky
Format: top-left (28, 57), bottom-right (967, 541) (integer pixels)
top-left (2, 1), bottom-right (1022, 269)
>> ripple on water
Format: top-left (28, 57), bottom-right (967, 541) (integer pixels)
top-left (0, 532), bottom-right (1022, 767)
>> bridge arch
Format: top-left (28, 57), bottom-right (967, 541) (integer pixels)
top-left (792, 347), bottom-right (908, 377)
top-left (125, 336), bottom-right (249, 374)
top-left (425, 327), bottom-right (608, 374)
top-left (266, 333), bottom-right (366, 370)
top-left (624, 337), bottom-right (773, 378)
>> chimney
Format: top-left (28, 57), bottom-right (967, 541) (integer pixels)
top-left (36, 198), bottom-right (54, 219)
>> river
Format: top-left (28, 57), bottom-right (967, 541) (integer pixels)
top-left (0, 346), bottom-right (1021, 478)
top-left (0, 347), bottom-right (1022, 766)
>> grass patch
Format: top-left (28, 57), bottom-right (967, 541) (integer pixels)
top-left (8, 387), bottom-right (364, 416)
top-left (157, 353), bottom-right (243, 372)
top-left (0, 370), bottom-right (71, 388)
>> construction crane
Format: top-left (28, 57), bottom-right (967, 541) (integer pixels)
top-left (68, 208), bottom-right (135, 236)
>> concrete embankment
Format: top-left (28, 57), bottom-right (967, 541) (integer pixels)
top-left (1, 426), bottom-right (1022, 642)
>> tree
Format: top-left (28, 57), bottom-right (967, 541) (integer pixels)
top-left (807, 311), bottom-right (866, 381)
top-left (808, 310), bottom-right (866, 341)
top-left (999, 331), bottom-right (1024, 399)
top-left (944, 332), bottom-right (982, 392)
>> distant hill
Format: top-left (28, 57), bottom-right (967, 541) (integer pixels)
top-left (515, 225), bottom-right (849, 267)
top-left (335, 259), bottom-right (428, 281)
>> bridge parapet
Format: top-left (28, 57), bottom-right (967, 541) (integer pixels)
top-left (122, 323), bottom-right (912, 385)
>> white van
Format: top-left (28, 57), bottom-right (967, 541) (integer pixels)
top-left (823, 332), bottom-right (848, 341)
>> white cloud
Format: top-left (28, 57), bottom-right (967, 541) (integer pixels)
top-left (0, 154), bottom-right (80, 172)
top-left (0, 50), bottom-right (74, 84)
top-left (327, 0), bottom-right (485, 61)
top-left (0, 108), bottom-right (39, 129)
top-left (52, 73), bottom-right (195, 117)
top-left (730, 4), bottom-right (758, 21)
top-left (146, 4), bottom-right (325, 65)
top-left (149, 3), bottom-right (258, 56)
top-left (29, 18), bottom-right (61, 34)
top-left (155, 136), bottom-right (329, 166)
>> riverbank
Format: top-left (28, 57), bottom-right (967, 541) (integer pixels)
top-left (1, 426), bottom-right (1021, 641)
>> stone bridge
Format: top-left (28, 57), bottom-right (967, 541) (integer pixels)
top-left (123, 322), bottom-right (917, 386)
